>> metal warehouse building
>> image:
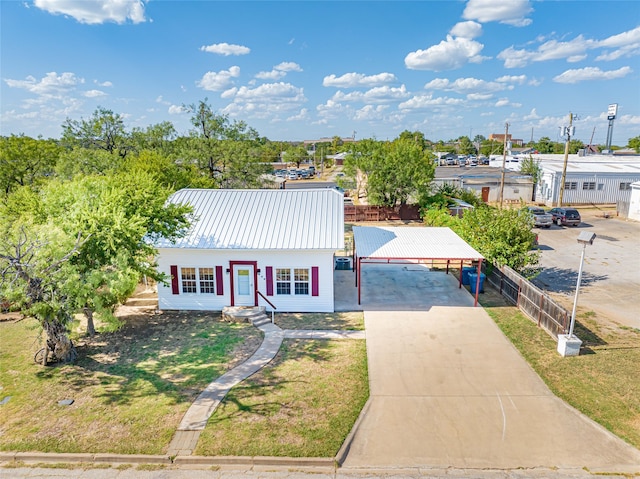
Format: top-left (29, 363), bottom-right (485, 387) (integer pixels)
top-left (533, 154), bottom-right (640, 206)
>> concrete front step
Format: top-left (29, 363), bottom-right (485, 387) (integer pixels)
top-left (222, 306), bottom-right (270, 325)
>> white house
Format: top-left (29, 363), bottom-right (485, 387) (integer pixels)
top-left (155, 188), bottom-right (344, 313)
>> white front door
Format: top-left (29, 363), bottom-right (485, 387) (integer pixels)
top-left (232, 264), bottom-right (255, 306)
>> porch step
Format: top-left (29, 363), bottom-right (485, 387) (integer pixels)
top-left (222, 306), bottom-right (271, 327)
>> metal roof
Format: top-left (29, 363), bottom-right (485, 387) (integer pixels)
top-left (353, 226), bottom-right (484, 261)
top-left (156, 188), bottom-right (344, 250)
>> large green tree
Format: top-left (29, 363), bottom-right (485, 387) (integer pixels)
top-left (61, 107), bottom-right (132, 158)
top-left (0, 135), bottom-right (61, 196)
top-left (345, 138), bottom-right (435, 207)
top-left (422, 205), bottom-right (538, 272)
top-left (182, 99), bottom-right (266, 187)
top-left (628, 136), bottom-right (640, 153)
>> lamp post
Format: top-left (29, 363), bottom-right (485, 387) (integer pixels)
top-left (557, 231), bottom-right (596, 357)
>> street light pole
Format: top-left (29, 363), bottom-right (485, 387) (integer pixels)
top-left (558, 231), bottom-right (596, 357)
top-left (568, 242), bottom-right (587, 338)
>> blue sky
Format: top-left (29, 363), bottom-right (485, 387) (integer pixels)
top-left (1, 0), bottom-right (639, 145)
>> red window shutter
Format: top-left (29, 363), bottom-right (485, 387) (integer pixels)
top-left (216, 266), bottom-right (224, 295)
top-left (265, 266), bottom-right (273, 296)
top-left (170, 265), bottom-right (179, 295)
top-left (311, 267), bottom-right (319, 296)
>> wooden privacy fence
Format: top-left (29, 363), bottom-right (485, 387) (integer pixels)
top-left (344, 204), bottom-right (421, 222)
top-left (484, 264), bottom-right (570, 339)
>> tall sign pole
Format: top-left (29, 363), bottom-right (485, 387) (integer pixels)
top-left (605, 103), bottom-right (617, 153)
top-left (558, 112), bottom-right (575, 207)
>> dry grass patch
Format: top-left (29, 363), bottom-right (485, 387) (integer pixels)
top-left (479, 289), bottom-right (640, 450)
top-left (195, 339), bottom-right (369, 457)
top-left (275, 312), bottom-right (364, 331)
top-left (0, 311), bottom-right (261, 455)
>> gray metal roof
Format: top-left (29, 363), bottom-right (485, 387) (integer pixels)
top-left (157, 188), bottom-right (344, 250)
top-left (353, 226), bottom-right (484, 261)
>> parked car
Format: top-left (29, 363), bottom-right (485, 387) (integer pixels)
top-left (287, 170), bottom-right (299, 180)
top-left (527, 206), bottom-right (553, 228)
top-left (547, 207), bottom-right (581, 226)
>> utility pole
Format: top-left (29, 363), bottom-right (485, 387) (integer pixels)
top-left (558, 112), bottom-right (575, 207)
top-left (499, 122), bottom-right (509, 208)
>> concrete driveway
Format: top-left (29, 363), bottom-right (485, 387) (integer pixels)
top-left (336, 264), bottom-right (640, 472)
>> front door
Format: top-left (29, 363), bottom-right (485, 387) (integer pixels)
top-left (232, 263), bottom-right (256, 306)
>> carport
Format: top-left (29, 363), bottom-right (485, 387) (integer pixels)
top-left (352, 226), bottom-right (485, 306)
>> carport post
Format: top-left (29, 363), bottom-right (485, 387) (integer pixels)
top-left (459, 260), bottom-right (463, 288)
top-left (357, 257), bottom-right (362, 305)
top-left (474, 259), bottom-right (483, 307)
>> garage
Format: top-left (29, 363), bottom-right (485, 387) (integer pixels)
top-left (352, 226), bottom-right (485, 306)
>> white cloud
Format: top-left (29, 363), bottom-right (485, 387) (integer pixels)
top-left (196, 66), bottom-right (241, 91)
top-left (156, 95), bottom-right (170, 105)
top-left (94, 80), bottom-right (113, 87)
top-left (322, 72), bottom-right (397, 88)
top-left (499, 26), bottom-right (640, 68)
top-left (449, 21), bottom-right (482, 39)
top-left (200, 43), bottom-right (250, 56)
top-left (286, 108), bottom-right (309, 121)
top-left (83, 89), bottom-right (106, 98)
top-left (424, 77), bottom-right (507, 93)
top-left (256, 62), bottom-right (303, 80)
top-left (523, 108), bottom-right (540, 120)
top-left (4, 71), bottom-right (84, 95)
top-left (495, 75), bottom-right (527, 84)
top-left (353, 105), bottom-right (389, 121)
top-left (221, 82), bottom-right (307, 119)
top-left (462, 0), bottom-right (533, 27)
top-left (498, 35), bottom-right (595, 68)
top-left (168, 105), bottom-right (187, 115)
top-left (398, 94), bottom-right (464, 110)
top-left (332, 85), bottom-right (409, 103)
top-left (553, 66), bottom-right (632, 84)
top-left (405, 36), bottom-right (487, 71)
top-left (595, 26), bottom-right (640, 61)
top-left (467, 93), bottom-right (493, 101)
top-left (34, 0), bottom-right (146, 24)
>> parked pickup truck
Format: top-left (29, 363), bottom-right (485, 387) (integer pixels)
top-left (527, 206), bottom-right (553, 228)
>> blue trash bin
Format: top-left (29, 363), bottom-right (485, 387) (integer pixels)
top-left (468, 273), bottom-right (486, 294)
top-left (461, 266), bottom-right (476, 285)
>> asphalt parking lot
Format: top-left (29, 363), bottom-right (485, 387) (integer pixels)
top-left (532, 208), bottom-right (640, 329)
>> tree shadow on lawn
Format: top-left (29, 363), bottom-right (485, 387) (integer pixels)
top-left (531, 266), bottom-right (608, 294)
top-left (41, 310), bottom-right (262, 407)
top-left (206, 339), bottom-right (337, 425)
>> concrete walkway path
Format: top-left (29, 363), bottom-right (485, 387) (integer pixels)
top-left (168, 321), bottom-right (365, 456)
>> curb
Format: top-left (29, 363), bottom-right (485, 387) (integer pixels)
top-left (335, 397), bottom-right (372, 466)
top-left (0, 452), bottom-right (172, 465)
top-left (0, 451), bottom-right (334, 470)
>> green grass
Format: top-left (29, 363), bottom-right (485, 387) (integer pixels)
top-left (479, 290), bottom-right (640, 450)
top-left (275, 312), bottom-right (364, 331)
top-left (195, 339), bottom-right (369, 457)
top-left (0, 312), bottom-right (261, 454)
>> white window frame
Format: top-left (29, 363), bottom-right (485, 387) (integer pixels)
top-left (180, 266), bottom-right (215, 294)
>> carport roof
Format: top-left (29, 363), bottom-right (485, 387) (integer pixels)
top-left (352, 226), bottom-right (484, 261)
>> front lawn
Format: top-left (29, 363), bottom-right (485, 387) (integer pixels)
top-left (479, 289), bottom-right (640, 450)
top-left (0, 309), bottom-right (369, 457)
top-left (195, 338), bottom-right (369, 457)
top-left (0, 311), bottom-right (261, 454)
